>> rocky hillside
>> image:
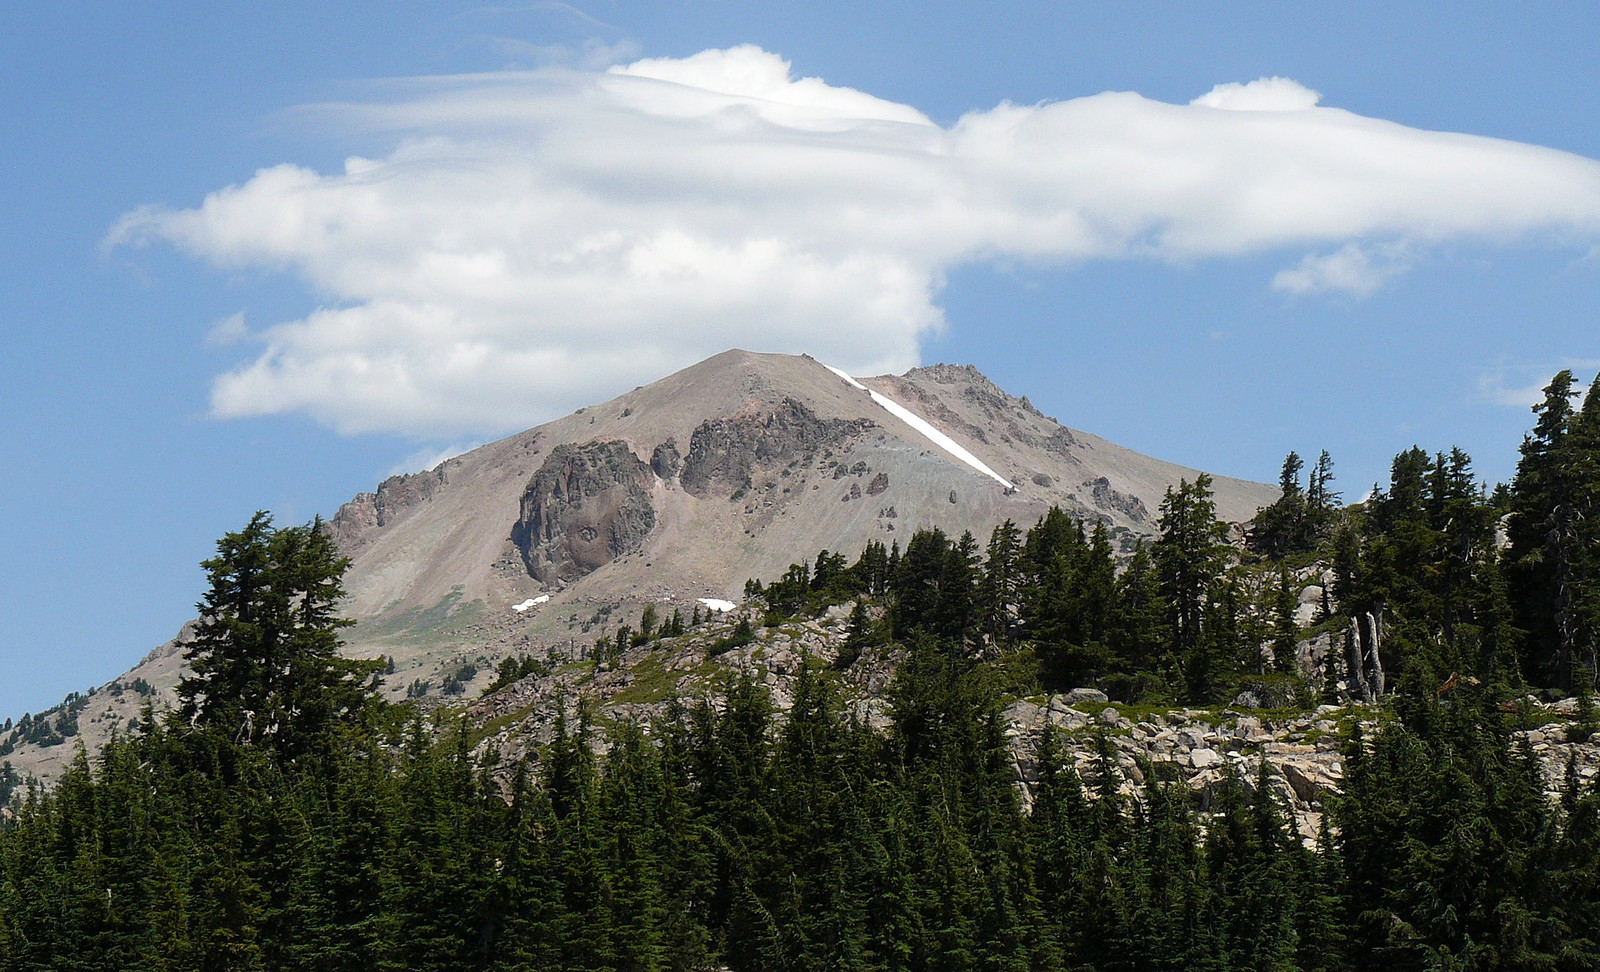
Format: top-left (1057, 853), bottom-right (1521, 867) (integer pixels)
top-left (2, 349), bottom-right (1277, 784)
top-left (461, 607), bottom-right (1600, 844)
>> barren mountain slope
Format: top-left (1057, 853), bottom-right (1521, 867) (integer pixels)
top-left (330, 350), bottom-right (1275, 626)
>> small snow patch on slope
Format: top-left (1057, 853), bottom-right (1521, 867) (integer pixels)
top-left (825, 364), bottom-right (1014, 490)
top-left (698, 598), bottom-right (736, 613)
top-left (511, 594), bottom-right (550, 613)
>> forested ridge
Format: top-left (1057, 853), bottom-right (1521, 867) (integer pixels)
top-left (5, 371), bottom-right (1600, 969)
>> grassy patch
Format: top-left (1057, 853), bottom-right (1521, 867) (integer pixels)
top-left (610, 653), bottom-right (676, 707)
top-left (354, 588), bottom-right (486, 645)
top-left (470, 702), bottom-right (540, 746)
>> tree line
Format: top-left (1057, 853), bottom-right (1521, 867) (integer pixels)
top-left (5, 624), bottom-right (1598, 968)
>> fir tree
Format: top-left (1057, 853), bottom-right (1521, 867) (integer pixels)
top-left (1155, 476), bottom-right (1230, 702)
top-left (177, 512), bottom-right (379, 760)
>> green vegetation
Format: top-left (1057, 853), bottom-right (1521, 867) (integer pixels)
top-left (4, 626), bottom-right (1597, 969)
top-left (176, 511), bottom-right (385, 760)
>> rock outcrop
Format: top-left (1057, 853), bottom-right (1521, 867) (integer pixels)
top-left (1001, 698), bottom-right (1354, 840)
top-left (1083, 476), bottom-right (1151, 523)
top-left (462, 607), bottom-right (1600, 844)
top-left (649, 439), bottom-right (682, 480)
top-left (679, 398), bottom-right (873, 496)
top-left (512, 440), bottom-right (657, 584)
top-left (329, 466), bottom-right (447, 549)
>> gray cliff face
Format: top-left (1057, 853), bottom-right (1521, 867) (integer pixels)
top-left (678, 397), bottom-right (874, 496)
top-left (329, 467), bottom-right (447, 550)
top-left (512, 441), bottom-right (657, 584)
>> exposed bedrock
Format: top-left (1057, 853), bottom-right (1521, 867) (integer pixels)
top-left (512, 440), bottom-right (656, 584)
top-left (650, 439), bottom-right (682, 480)
top-left (329, 466), bottom-right (447, 549)
top-left (1083, 476), bottom-right (1151, 524)
top-left (679, 397), bottom-right (873, 496)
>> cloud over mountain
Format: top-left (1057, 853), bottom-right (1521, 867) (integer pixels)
top-left (111, 46), bottom-right (1600, 437)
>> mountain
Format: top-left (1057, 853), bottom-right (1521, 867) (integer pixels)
top-left (1, 349), bottom-right (1277, 782)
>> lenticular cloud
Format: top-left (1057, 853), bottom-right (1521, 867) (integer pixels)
top-left (111, 46), bottom-right (1600, 437)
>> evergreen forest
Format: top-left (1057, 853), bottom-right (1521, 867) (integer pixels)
top-left (5, 371), bottom-right (1600, 969)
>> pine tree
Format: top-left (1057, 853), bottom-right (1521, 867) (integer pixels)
top-left (1271, 567), bottom-right (1300, 674)
top-left (934, 531), bottom-right (982, 647)
top-left (892, 528), bottom-right (951, 638)
top-left (177, 512), bottom-right (379, 760)
top-left (1107, 543), bottom-right (1169, 692)
top-left (979, 520), bottom-right (1023, 650)
top-left (1251, 451), bottom-right (1308, 558)
top-left (1507, 370), bottom-right (1588, 688)
top-left (1155, 476), bottom-right (1230, 702)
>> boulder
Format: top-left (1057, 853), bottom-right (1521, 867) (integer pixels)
top-left (1280, 760), bottom-right (1338, 806)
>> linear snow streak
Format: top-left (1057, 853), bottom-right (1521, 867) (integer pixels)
top-left (824, 365), bottom-right (1014, 490)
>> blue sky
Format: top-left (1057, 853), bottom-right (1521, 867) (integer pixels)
top-left (3, 2), bottom-right (1599, 718)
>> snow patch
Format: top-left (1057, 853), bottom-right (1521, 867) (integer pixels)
top-left (511, 594), bottom-right (551, 613)
top-left (698, 598), bottom-right (736, 613)
top-left (824, 364), bottom-right (1014, 490)
top-left (824, 364), bottom-right (868, 391)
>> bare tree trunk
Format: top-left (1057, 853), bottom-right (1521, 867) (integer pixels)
top-left (1344, 610), bottom-right (1386, 701)
top-left (1367, 610), bottom-right (1385, 698)
top-left (1552, 504), bottom-right (1576, 689)
top-left (1347, 617), bottom-right (1371, 701)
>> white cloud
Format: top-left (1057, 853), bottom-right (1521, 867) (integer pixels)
top-left (110, 46), bottom-right (1600, 437)
top-left (478, 36), bottom-right (641, 71)
top-left (1191, 77), bottom-right (1322, 111)
top-left (1272, 242), bottom-right (1409, 297)
top-left (204, 311), bottom-right (250, 347)
top-left (1479, 373), bottom-right (1548, 409)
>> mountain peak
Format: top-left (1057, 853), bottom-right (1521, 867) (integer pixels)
top-left (0, 348), bottom-right (1278, 784)
top-left (323, 348), bottom-right (1276, 629)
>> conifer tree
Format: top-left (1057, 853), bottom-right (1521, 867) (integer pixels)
top-left (1107, 542), bottom-right (1168, 691)
top-left (1271, 567), bottom-right (1300, 674)
top-left (1155, 476), bottom-right (1230, 701)
top-left (979, 519), bottom-right (1023, 650)
top-left (934, 531), bottom-right (982, 647)
top-left (177, 512), bottom-right (378, 760)
top-left (891, 528), bottom-right (951, 638)
top-left (1507, 370), bottom-right (1588, 688)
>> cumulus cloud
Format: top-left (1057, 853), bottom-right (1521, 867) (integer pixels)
top-left (110, 45), bottom-right (1600, 437)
